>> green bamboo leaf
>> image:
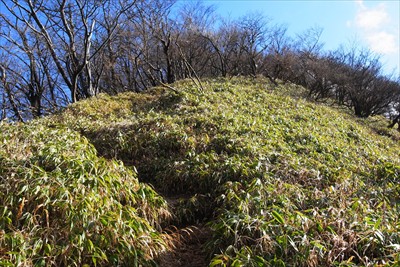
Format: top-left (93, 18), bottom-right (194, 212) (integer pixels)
top-left (272, 210), bottom-right (285, 225)
top-left (374, 218), bottom-right (382, 230)
top-left (254, 257), bottom-right (267, 266)
top-left (209, 259), bottom-right (225, 267)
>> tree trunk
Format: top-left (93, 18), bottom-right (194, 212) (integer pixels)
top-left (388, 114), bottom-right (400, 130)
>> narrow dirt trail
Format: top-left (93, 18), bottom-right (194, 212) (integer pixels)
top-left (158, 224), bottom-right (211, 267)
top-left (155, 194), bottom-right (212, 267)
top-left (88, 140), bottom-right (213, 266)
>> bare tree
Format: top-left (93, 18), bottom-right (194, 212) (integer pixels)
top-left (115, 0), bottom-right (178, 89)
top-left (200, 19), bottom-right (241, 77)
top-left (262, 24), bottom-right (292, 84)
top-left (289, 26), bottom-right (325, 86)
top-left (0, 9), bottom-right (67, 120)
top-left (1, 0), bottom-right (136, 103)
top-left (0, 63), bottom-right (24, 122)
top-left (330, 46), bottom-right (397, 117)
top-left (237, 13), bottom-right (272, 76)
top-left (175, 1), bottom-right (216, 79)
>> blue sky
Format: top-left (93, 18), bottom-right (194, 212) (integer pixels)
top-left (198, 0), bottom-right (400, 77)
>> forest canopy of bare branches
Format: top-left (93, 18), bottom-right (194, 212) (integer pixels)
top-left (1, 0), bottom-right (399, 123)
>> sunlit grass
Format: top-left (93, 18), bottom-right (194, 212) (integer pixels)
top-left (1, 76), bottom-right (399, 266)
top-left (0, 122), bottom-right (170, 266)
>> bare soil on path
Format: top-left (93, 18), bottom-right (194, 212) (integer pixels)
top-left (157, 224), bottom-right (211, 267)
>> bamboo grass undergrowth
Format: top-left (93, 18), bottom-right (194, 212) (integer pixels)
top-left (1, 77), bottom-right (399, 266)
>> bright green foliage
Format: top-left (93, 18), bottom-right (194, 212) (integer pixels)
top-left (0, 122), bottom-right (169, 266)
top-left (2, 77), bottom-right (399, 266)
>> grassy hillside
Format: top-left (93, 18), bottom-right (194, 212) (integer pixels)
top-left (0, 122), bottom-right (170, 266)
top-left (1, 77), bottom-right (400, 266)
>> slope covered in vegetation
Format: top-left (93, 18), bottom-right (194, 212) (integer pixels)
top-left (1, 77), bottom-right (400, 266)
top-left (0, 124), bottom-right (170, 266)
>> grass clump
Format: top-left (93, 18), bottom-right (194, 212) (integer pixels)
top-left (0, 121), bottom-right (170, 266)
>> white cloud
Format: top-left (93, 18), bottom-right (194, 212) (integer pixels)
top-left (355, 4), bottom-right (389, 30)
top-left (366, 31), bottom-right (397, 54)
top-left (350, 0), bottom-right (398, 56)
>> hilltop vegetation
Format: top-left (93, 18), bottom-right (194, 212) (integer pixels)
top-left (1, 77), bottom-right (400, 266)
top-left (1, 1), bottom-right (399, 124)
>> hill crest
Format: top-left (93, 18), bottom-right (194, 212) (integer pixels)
top-left (1, 77), bottom-right (399, 266)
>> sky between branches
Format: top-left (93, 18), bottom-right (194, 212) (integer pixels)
top-left (194, 0), bottom-right (399, 77)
